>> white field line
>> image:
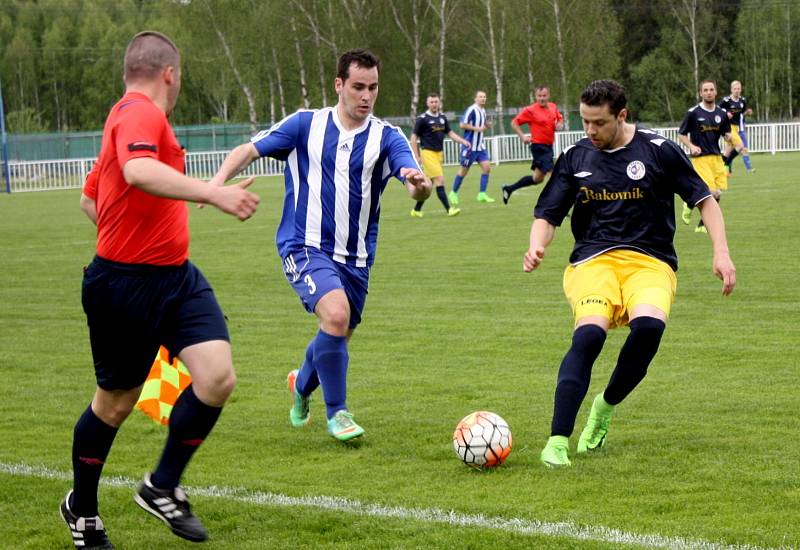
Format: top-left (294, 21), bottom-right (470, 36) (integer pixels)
top-left (1, 461), bottom-right (789, 550)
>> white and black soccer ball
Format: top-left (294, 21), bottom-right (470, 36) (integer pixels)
top-left (452, 411), bottom-right (512, 469)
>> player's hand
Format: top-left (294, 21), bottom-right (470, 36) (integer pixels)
top-left (523, 246), bottom-right (545, 272)
top-left (727, 112), bottom-right (733, 119)
top-left (197, 176), bottom-right (225, 209)
top-left (401, 168), bottom-right (432, 199)
top-left (712, 251), bottom-right (736, 296)
top-left (689, 144), bottom-right (702, 156)
top-left (209, 177), bottom-right (260, 221)
top-left (522, 135), bottom-right (532, 145)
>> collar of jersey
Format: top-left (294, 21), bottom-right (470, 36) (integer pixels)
top-left (332, 106), bottom-right (371, 135)
top-left (697, 103), bottom-right (717, 113)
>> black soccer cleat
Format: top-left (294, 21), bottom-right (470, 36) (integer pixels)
top-left (134, 473), bottom-right (208, 542)
top-left (60, 490), bottom-right (115, 550)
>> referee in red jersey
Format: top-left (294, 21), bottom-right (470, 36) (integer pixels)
top-left (502, 85), bottom-right (563, 204)
top-left (61, 31), bottom-right (259, 549)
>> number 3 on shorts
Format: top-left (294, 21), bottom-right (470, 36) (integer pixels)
top-left (304, 274), bottom-right (316, 295)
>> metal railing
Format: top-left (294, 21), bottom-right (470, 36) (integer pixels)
top-left (4, 122), bottom-right (798, 193)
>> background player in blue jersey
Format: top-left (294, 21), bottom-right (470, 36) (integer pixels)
top-left (449, 90), bottom-right (495, 205)
top-left (409, 92), bottom-right (470, 217)
top-left (524, 80), bottom-right (736, 468)
top-left (210, 49), bottom-right (431, 442)
top-left (719, 80), bottom-right (754, 174)
top-left (678, 79), bottom-right (733, 233)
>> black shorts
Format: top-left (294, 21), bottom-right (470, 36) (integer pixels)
top-left (530, 143), bottom-right (555, 173)
top-left (82, 256), bottom-right (229, 390)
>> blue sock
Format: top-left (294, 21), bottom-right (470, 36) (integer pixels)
top-left (71, 405), bottom-right (119, 516)
top-left (295, 339), bottom-right (319, 396)
top-left (743, 155), bottom-right (752, 170)
top-left (479, 173), bottom-right (489, 192)
top-left (452, 174), bottom-right (464, 193)
top-left (313, 330), bottom-right (349, 419)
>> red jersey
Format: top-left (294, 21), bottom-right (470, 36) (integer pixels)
top-left (83, 92), bottom-right (189, 265)
top-left (512, 102), bottom-right (563, 146)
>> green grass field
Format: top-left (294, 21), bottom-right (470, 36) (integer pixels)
top-left (1, 153), bottom-right (797, 549)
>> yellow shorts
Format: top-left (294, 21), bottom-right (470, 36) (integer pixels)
top-left (563, 249), bottom-right (677, 329)
top-left (729, 124), bottom-right (743, 148)
top-left (420, 149), bottom-right (444, 179)
top-left (690, 155), bottom-right (728, 192)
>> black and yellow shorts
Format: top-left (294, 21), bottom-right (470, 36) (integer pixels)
top-left (563, 249), bottom-right (677, 329)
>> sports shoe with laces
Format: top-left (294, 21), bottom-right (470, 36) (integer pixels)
top-left (60, 491), bottom-right (115, 550)
top-left (410, 209), bottom-right (424, 218)
top-left (134, 473), bottom-right (208, 542)
top-left (448, 190), bottom-right (460, 206)
top-left (501, 185), bottom-right (511, 204)
top-left (577, 393), bottom-right (615, 454)
top-left (476, 192), bottom-right (495, 203)
top-left (447, 206), bottom-right (461, 217)
top-left (681, 203), bottom-right (692, 225)
top-left (287, 369), bottom-right (311, 427)
top-left (540, 435), bottom-right (571, 467)
top-left (695, 225), bottom-right (708, 233)
top-left (327, 410), bottom-right (365, 441)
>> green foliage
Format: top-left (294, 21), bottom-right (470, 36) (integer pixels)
top-left (0, 154), bottom-right (798, 548)
top-left (5, 107), bottom-right (47, 133)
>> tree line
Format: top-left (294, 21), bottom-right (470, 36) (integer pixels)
top-left (0, 0), bottom-right (796, 135)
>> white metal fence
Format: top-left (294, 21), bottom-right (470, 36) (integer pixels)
top-left (4, 122), bottom-right (799, 193)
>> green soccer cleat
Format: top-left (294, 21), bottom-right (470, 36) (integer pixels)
top-left (476, 192), bottom-right (495, 203)
top-left (447, 206), bottom-right (461, 217)
top-left (577, 393), bottom-right (615, 454)
top-left (287, 369), bottom-right (311, 427)
top-left (540, 435), bottom-right (571, 467)
top-left (410, 209), bottom-right (424, 218)
top-left (327, 410), bottom-right (364, 441)
top-left (681, 203), bottom-right (692, 225)
top-left (448, 190), bottom-right (460, 206)
top-left (695, 225), bottom-right (708, 234)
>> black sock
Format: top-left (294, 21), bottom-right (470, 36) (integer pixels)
top-left (726, 149), bottom-right (739, 168)
top-left (551, 325), bottom-right (607, 437)
top-left (436, 186), bottom-right (450, 210)
top-left (604, 317), bottom-right (665, 405)
top-left (151, 385), bottom-right (222, 489)
top-left (71, 405), bottom-right (119, 517)
top-left (414, 201), bottom-right (424, 212)
top-left (506, 175), bottom-right (535, 194)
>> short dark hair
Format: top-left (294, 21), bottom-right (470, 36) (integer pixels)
top-left (535, 85), bottom-right (549, 93)
top-left (337, 49), bottom-right (381, 81)
top-left (427, 92), bottom-right (440, 99)
top-left (699, 78), bottom-right (716, 91)
top-left (124, 31), bottom-right (180, 82)
top-left (580, 80), bottom-right (627, 116)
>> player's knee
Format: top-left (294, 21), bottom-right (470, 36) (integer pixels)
top-left (196, 365), bottom-right (237, 403)
top-left (570, 324), bottom-right (607, 357)
top-left (95, 398), bottom-right (136, 427)
top-left (323, 307), bottom-right (350, 334)
top-left (629, 316), bottom-right (666, 341)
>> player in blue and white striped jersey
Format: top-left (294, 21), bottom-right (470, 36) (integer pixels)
top-left (449, 90), bottom-right (495, 205)
top-left (211, 49), bottom-right (431, 441)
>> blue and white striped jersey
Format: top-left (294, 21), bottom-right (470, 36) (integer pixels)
top-left (461, 104), bottom-right (487, 151)
top-left (251, 107), bottom-right (419, 267)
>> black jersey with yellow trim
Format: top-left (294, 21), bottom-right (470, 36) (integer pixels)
top-left (412, 111), bottom-right (452, 152)
top-left (678, 104), bottom-right (732, 156)
top-left (719, 95), bottom-right (747, 128)
top-left (534, 127), bottom-right (712, 271)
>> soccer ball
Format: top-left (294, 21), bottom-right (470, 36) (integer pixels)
top-left (452, 411), bottom-right (512, 469)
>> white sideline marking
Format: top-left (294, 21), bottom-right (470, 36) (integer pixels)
top-left (1, 461), bottom-right (784, 550)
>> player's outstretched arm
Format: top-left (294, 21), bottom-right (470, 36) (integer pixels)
top-left (523, 217), bottom-right (555, 272)
top-left (80, 194), bottom-right (97, 225)
top-left (448, 130), bottom-right (470, 148)
top-left (123, 157), bottom-right (260, 221)
top-left (697, 198), bottom-right (736, 296)
top-left (210, 142), bottom-right (261, 187)
top-left (401, 167), bottom-right (432, 202)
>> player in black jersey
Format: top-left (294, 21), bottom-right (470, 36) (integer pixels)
top-left (524, 80), bottom-right (736, 468)
top-left (409, 93), bottom-right (470, 217)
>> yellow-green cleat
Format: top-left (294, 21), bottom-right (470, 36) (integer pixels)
top-left (540, 435), bottom-right (571, 467)
top-left (448, 190), bottom-right (460, 206)
top-left (327, 410), bottom-right (364, 441)
top-left (287, 369), bottom-right (311, 427)
top-left (410, 209), bottom-right (424, 218)
top-left (447, 207), bottom-right (461, 217)
top-left (577, 393), bottom-right (615, 454)
top-left (476, 192), bottom-right (495, 203)
top-left (694, 225), bottom-right (708, 234)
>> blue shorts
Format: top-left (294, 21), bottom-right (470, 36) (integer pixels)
top-left (530, 143), bottom-right (555, 173)
top-left (82, 256), bottom-right (229, 391)
top-left (459, 147), bottom-right (490, 168)
top-left (282, 246), bottom-right (370, 329)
